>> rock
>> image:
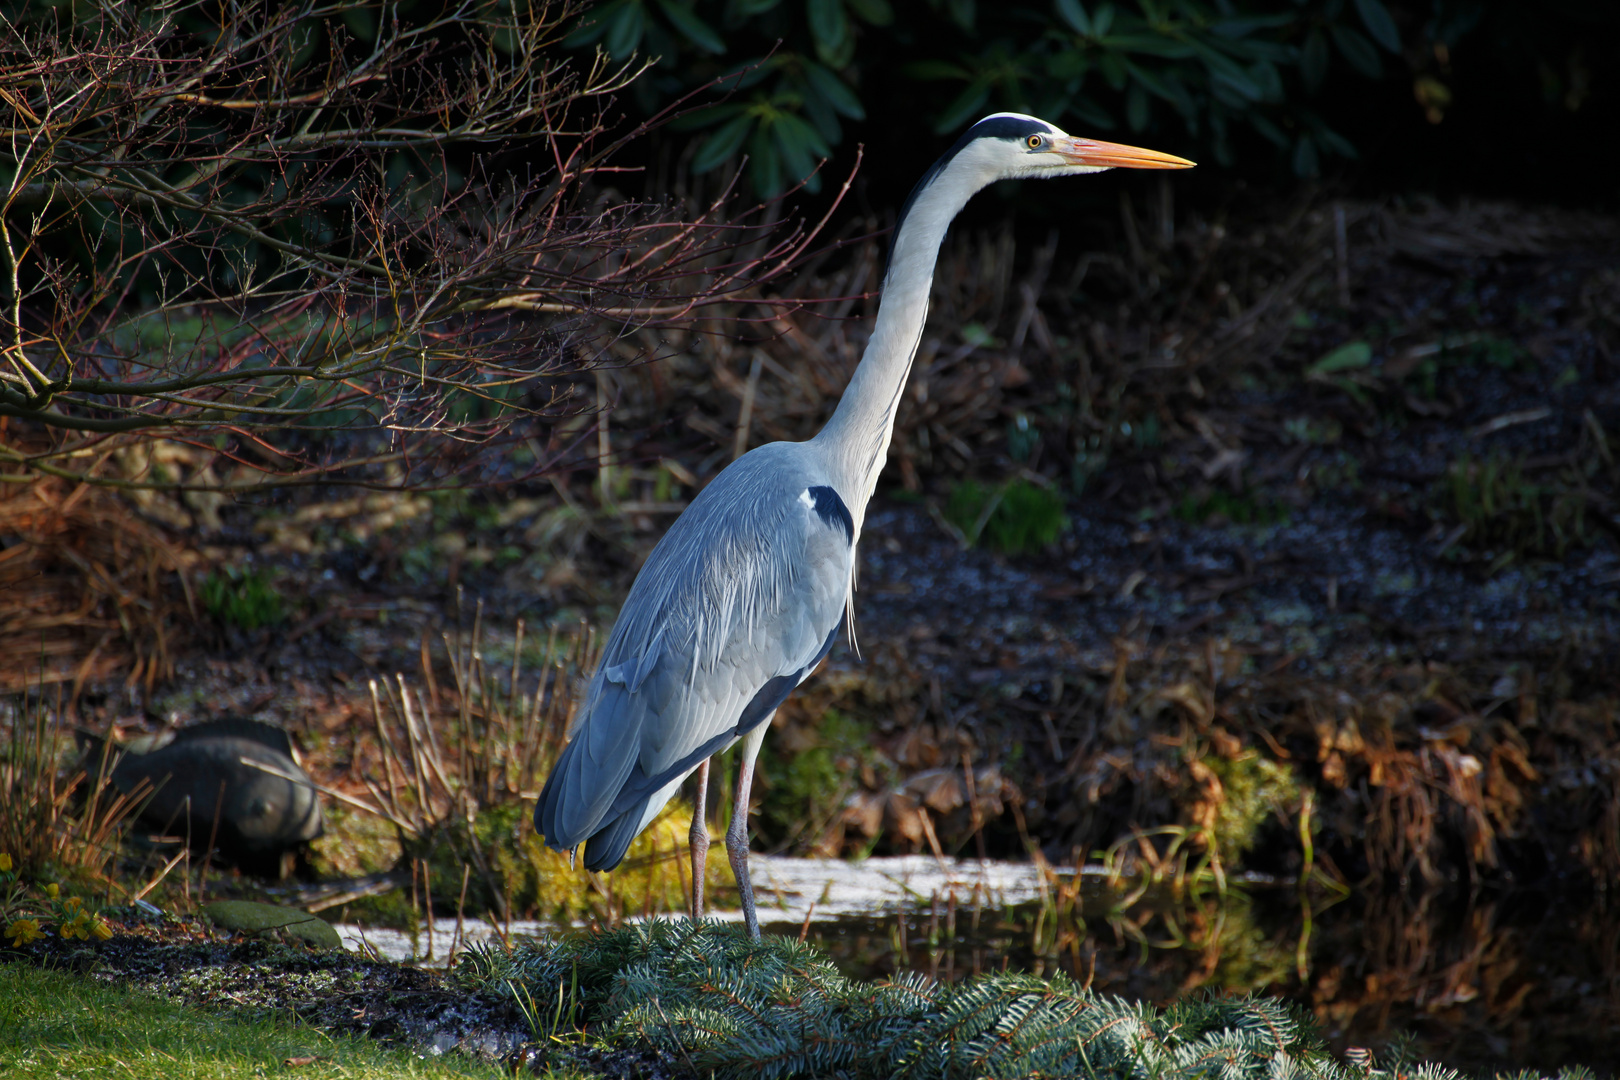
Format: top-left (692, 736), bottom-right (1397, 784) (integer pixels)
top-left (78, 718), bottom-right (323, 877)
top-left (202, 900), bottom-right (342, 950)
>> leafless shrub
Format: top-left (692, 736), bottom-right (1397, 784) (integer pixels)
top-left (0, 0), bottom-right (849, 493)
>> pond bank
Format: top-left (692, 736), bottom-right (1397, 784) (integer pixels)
top-left (322, 853), bottom-right (1616, 1075)
top-left (5, 912), bottom-right (1605, 1080)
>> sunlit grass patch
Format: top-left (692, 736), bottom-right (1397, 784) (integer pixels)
top-left (437, 797), bottom-right (733, 925)
top-left (0, 962), bottom-right (507, 1080)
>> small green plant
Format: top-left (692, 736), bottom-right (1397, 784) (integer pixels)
top-left (398, 541), bottom-right (440, 584)
top-left (1071, 437), bottom-right (1109, 494)
top-left (1174, 489), bottom-right (1290, 527)
top-left (946, 479), bottom-right (1067, 554)
top-left (1006, 415), bottom-right (1039, 463)
top-left (200, 567), bottom-right (284, 631)
top-left (1437, 452), bottom-right (1594, 567)
top-left (1302, 452), bottom-right (1361, 495)
top-left (2, 861), bottom-right (115, 948)
top-left (757, 710), bottom-right (878, 852)
top-left (1463, 334), bottom-right (1527, 370)
top-left (474, 921), bottom-right (1410, 1080)
top-left (1281, 416), bottom-right (1343, 445)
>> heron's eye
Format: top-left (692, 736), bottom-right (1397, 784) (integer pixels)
top-left (1027, 135), bottom-right (1044, 150)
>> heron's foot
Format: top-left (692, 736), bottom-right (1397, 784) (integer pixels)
top-left (726, 818), bottom-right (759, 940)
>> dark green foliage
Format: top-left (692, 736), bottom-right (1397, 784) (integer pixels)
top-left (464, 921), bottom-right (1506, 1080)
top-left (556, 0), bottom-right (1584, 193)
top-left (757, 710), bottom-right (879, 851)
top-left (200, 567), bottom-right (284, 631)
top-left (946, 479), bottom-right (1067, 553)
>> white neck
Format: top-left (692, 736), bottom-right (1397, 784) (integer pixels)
top-left (812, 144), bottom-right (1001, 533)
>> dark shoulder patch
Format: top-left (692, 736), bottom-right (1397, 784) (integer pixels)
top-left (807, 485), bottom-right (854, 543)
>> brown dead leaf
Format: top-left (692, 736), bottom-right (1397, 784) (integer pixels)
top-left (840, 791), bottom-right (885, 837)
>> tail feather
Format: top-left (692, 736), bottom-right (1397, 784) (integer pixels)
top-left (581, 798), bottom-right (651, 872)
top-left (533, 680), bottom-right (647, 849)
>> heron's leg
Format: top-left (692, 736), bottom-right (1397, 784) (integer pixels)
top-left (689, 758), bottom-right (710, 921)
top-left (727, 722), bottom-right (770, 940)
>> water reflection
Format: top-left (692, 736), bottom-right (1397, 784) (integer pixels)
top-left (336, 855), bottom-right (1618, 1075)
top-left (768, 880), bottom-right (1620, 1076)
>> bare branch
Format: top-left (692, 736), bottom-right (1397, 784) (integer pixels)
top-left (0, 0), bottom-right (854, 494)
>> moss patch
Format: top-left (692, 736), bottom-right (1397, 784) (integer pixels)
top-left (201, 901), bottom-right (341, 950)
top-left (309, 805), bottom-right (403, 879)
top-left (1200, 753), bottom-right (1304, 864)
top-left (758, 709), bottom-right (879, 852)
top-left (426, 798), bottom-right (732, 922)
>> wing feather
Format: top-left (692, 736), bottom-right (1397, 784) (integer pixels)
top-left (534, 445), bottom-right (854, 855)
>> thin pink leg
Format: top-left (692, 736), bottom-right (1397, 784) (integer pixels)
top-left (727, 723), bottom-right (770, 939)
top-left (689, 758), bottom-right (710, 921)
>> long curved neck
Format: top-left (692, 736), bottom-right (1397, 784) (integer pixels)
top-left (812, 156), bottom-right (987, 528)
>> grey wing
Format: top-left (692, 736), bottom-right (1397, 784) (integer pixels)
top-left (534, 458), bottom-right (854, 868)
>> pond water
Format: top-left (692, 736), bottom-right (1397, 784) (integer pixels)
top-left (333, 854), bottom-right (1619, 1076)
top-left (333, 854), bottom-right (1061, 961)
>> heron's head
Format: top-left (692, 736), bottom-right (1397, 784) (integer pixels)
top-left (950, 113), bottom-right (1195, 182)
top-left (885, 112), bottom-right (1193, 275)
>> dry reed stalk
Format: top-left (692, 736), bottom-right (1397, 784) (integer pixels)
top-left (323, 616), bottom-right (592, 921)
top-left (0, 691), bottom-right (153, 876)
top-left (0, 466), bottom-right (191, 695)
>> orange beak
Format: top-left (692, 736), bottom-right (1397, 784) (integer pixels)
top-left (1055, 136), bottom-right (1195, 170)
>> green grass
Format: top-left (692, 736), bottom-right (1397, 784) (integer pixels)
top-left (944, 479), bottom-right (1067, 553)
top-left (0, 962), bottom-right (506, 1079)
top-left (200, 566), bottom-right (285, 630)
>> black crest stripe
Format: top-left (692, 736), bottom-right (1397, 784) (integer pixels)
top-left (808, 485), bottom-right (854, 542)
top-left (889, 115), bottom-right (1056, 263)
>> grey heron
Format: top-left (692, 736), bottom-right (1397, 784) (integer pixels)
top-left (535, 113), bottom-right (1192, 937)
